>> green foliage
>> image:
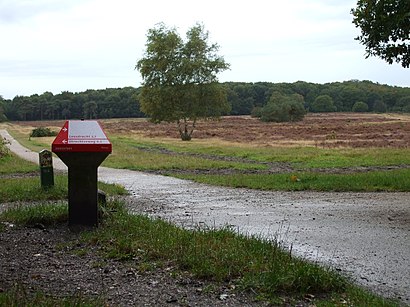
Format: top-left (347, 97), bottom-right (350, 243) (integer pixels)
top-left (2, 81), bottom-right (410, 121)
top-left (29, 127), bottom-right (58, 138)
top-left (352, 101), bottom-right (369, 112)
top-left (3, 87), bottom-right (143, 121)
top-left (0, 98), bottom-right (7, 122)
top-left (251, 106), bottom-right (263, 118)
top-left (351, 0), bottom-right (410, 67)
top-left (393, 96), bottom-right (410, 112)
top-left (83, 101), bottom-right (97, 119)
top-left (260, 92), bottom-right (305, 122)
top-left (373, 100), bottom-right (387, 113)
top-left (136, 22), bottom-right (230, 140)
top-left (310, 95), bottom-right (336, 112)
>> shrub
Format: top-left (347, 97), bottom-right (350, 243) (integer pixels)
top-left (251, 106), bottom-right (263, 118)
top-left (310, 95), bottom-right (337, 112)
top-left (30, 127), bottom-right (58, 138)
top-left (352, 101), bottom-right (369, 112)
top-left (260, 92), bottom-right (306, 122)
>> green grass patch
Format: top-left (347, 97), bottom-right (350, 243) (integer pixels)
top-left (83, 206), bottom-right (346, 299)
top-left (0, 175), bottom-right (127, 203)
top-left (173, 169), bottom-right (410, 192)
top-left (0, 202), bottom-right (68, 226)
top-left (78, 202), bottom-right (398, 305)
top-left (0, 284), bottom-right (104, 307)
top-left (0, 153), bottom-right (38, 174)
top-left (5, 127), bottom-right (410, 193)
top-left (6, 127), bottom-right (410, 170)
top-left (0, 137), bottom-right (38, 173)
top-left (103, 136), bottom-right (266, 171)
top-left (315, 285), bottom-right (401, 307)
top-left (108, 136), bottom-right (410, 169)
top-left (0, 200), bottom-right (399, 306)
top-left (0, 176), bottom-right (68, 202)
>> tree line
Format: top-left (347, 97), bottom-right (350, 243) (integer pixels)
top-left (0, 80), bottom-right (409, 122)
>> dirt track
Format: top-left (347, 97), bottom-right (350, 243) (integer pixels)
top-left (1, 129), bottom-right (410, 305)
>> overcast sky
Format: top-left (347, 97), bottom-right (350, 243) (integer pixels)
top-left (1, 0), bottom-right (409, 99)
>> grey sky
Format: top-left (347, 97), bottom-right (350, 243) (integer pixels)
top-left (0, 0), bottom-right (409, 99)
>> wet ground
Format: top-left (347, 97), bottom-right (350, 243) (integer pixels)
top-left (2, 129), bottom-right (409, 305)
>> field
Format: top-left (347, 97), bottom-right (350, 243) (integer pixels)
top-left (102, 113), bottom-right (410, 148)
top-left (5, 113), bottom-right (410, 147)
top-left (1, 113), bottom-right (408, 305)
top-left (2, 113), bottom-right (410, 191)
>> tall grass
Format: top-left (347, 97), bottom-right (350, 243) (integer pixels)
top-left (83, 203), bottom-right (346, 300)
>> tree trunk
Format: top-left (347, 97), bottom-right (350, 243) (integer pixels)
top-left (177, 118), bottom-right (196, 141)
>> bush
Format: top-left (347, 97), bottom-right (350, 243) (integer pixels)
top-left (260, 92), bottom-right (306, 122)
top-left (352, 101), bottom-right (369, 112)
top-left (310, 95), bottom-right (337, 112)
top-left (30, 127), bottom-right (58, 138)
top-left (251, 106), bottom-right (262, 118)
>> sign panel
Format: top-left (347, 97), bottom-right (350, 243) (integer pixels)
top-left (52, 120), bottom-right (112, 152)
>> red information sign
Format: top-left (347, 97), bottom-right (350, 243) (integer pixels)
top-left (52, 120), bottom-right (112, 153)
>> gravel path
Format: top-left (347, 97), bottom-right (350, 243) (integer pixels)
top-left (1, 129), bottom-right (409, 305)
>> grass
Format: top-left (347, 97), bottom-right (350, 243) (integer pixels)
top-left (85, 204), bottom-right (345, 291)
top-left (76, 202), bottom-right (399, 305)
top-left (1, 200), bottom-right (397, 305)
top-left (104, 136), bottom-right (266, 171)
top-left (108, 136), bottom-right (410, 169)
top-left (0, 150), bottom-right (38, 174)
top-left (4, 124), bottom-right (410, 191)
top-left (0, 202), bottom-right (68, 226)
top-left (173, 169), bottom-right (410, 192)
top-left (0, 121), bottom-right (406, 305)
top-left (0, 284), bottom-right (104, 307)
top-left (0, 175), bottom-right (126, 203)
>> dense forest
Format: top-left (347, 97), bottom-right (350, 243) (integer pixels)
top-left (1, 80), bottom-right (409, 122)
